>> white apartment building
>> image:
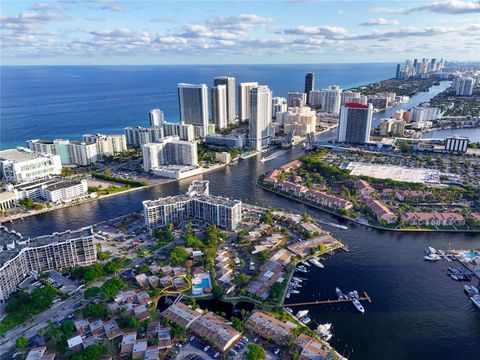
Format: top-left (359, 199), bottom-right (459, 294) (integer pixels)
top-left (149, 109), bottom-right (165, 127)
top-left (142, 136), bottom-right (198, 172)
top-left (410, 106), bottom-right (440, 122)
top-left (143, 183), bottom-right (242, 231)
top-left (0, 227), bottom-right (96, 302)
top-left (238, 82), bottom-right (258, 121)
top-left (214, 76), bottom-right (236, 124)
top-left (287, 92), bottom-right (306, 108)
top-left (248, 85), bottom-right (272, 150)
top-left (272, 97), bottom-right (287, 119)
top-left (0, 148), bottom-right (62, 183)
top-left (125, 127), bottom-right (165, 148)
top-left (454, 76), bottom-right (475, 96)
top-left (211, 85), bottom-right (228, 130)
top-left (308, 90), bottom-right (322, 108)
top-left (321, 85), bottom-right (342, 114)
top-left (82, 133), bottom-right (127, 156)
top-left (445, 136), bottom-right (469, 154)
top-left (276, 106), bottom-right (316, 136)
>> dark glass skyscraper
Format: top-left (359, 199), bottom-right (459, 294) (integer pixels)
top-left (304, 72), bottom-right (315, 94)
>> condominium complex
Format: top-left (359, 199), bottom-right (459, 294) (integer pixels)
top-left (143, 181), bottom-right (242, 230)
top-left (337, 103), bottom-right (373, 144)
top-left (0, 226), bottom-right (96, 302)
top-left (445, 136), bottom-right (469, 154)
top-left (238, 82), bottom-right (258, 121)
top-left (205, 134), bottom-right (245, 149)
top-left (27, 133), bottom-right (127, 166)
top-left (0, 148), bottom-right (62, 183)
top-left (320, 85), bottom-right (342, 114)
top-left (142, 136), bottom-right (198, 171)
top-left (378, 118), bottom-right (405, 136)
top-left (276, 106), bottom-right (316, 136)
top-left (248, 85), bottom-right (272, 150)
top-left (162, 121), bottom-right (195, 142)
top-left (125, 127), bottom-right (165, 148)
top-left (287, 92), bottom-right (306, 108)
top-left (177, 83), bottom-right (209, 138)
top-left (307, 90), bottom-right (322, 109)
top-left (410, 106), bottom-right (440, 122)
top-left (341, 90), bottom-right (368, 106)
top-left (211, 84), bottom-right (228, 130)
top-left (454, 76), bottom-right (475, 96)
top-left (213, 76), bottom-right (236, 124)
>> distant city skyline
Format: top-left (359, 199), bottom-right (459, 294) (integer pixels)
top-left (1, 0), bottom-right (479, 65)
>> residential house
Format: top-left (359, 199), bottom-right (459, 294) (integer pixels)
top-left (246, 311), bottom-right (294, 344)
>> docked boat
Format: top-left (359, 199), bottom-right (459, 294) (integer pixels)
top-left (296, 310), bottom-right (309, 318)
top-left (352, 299), bottom-right (365, 314)
top-left (348, 291), bottom-right (355, 299)
top-left (292, 277), bottom-right (303, 282)
top-left (464, 285), bottom-right (480, 297)
top-left (289, 289), bottom-right (300, 294)
top-left (285, 307), bottom-right (293, 314)
top-left (301, 261), bottom-right (311, 267)
top-left (424, 254), bottom-right (441, 261)
top-left (353, 290), bottom-right (360, 299)
top-left (321, 333), bottom-right (332, 341)
top-left (296, 265), bottom-right (308, 273)
top-left (335, 287), bottom-right (343, 300)
top-left (285, 293), bottom-right (290, 299)
top-left (309, 258), bottom-right (325, 269)
top-left (301, 316), bottom-right (312, 324)
top-left (471, 294), bottom-right (480, 309)
top-left (428, 246), bottom-right (437, 254)
top-left (317, 323), bottom-right (332, 334)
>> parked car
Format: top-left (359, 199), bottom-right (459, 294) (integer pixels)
top-left (213, 352), bottom-right (220, 358)
top-left (204, 345), bottom-right (210, 352)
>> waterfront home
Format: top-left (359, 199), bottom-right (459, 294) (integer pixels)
top-left (354, 179), bottom-right (374, 196)
top-left (276, 181), bottom-right (309, 197)
top-left (360, 196), bottom-right (397, 224)
top-left (246, 311), bottom-right (294, 344)
top-left (189, 311), bottom-right (241, 352)
top-left (401, 212), bottom-right (465, 227)
top-left (161, 302), bottom-right (203, 328)
top-left (288, 234), bottom-right (339, 257)
top-left (395, 190), bottom-right (432, 202)
top-left (264, 169), bottom-right (281, 184)
top-left (271, 248), bottom-right (294, 266)
top-left (279, 159), bottom-right (302, 171)
top-left (246, 260), bottom-right (285, 299)
top-left (304, 189), bottom-right (353, 211)
top-left (294, 334), bottom-right (331, 360)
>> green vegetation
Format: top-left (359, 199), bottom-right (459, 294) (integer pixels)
top-left (246, 344), bottom-right (266, 360)
top-left (19, 197), bottom-right (44, 210)
top-left (83, 302), bottom-right (110, 319)
top-left (169, 246), bottom-right (189, 266)
top-left (84, 277), bottom-right (128, 301)
top-left (349, 78), bottom-right (439, 97)
top-left (70, 257), bottom-right (131, 283)
top-left (15, 335), bottom-right (28, 350)
top-left (71, 344), bottom-right (108, 360)
top-left (91, 172), bottom-right (147, 187)
top-left (88, 185), bottom-right (132, 196)
top-left (0, 284), bottom-right (59, 336)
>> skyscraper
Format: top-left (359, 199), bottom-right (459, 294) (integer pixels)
top-left (337, 103), bottom-right (373, 144)
top-left (149, 109), bottom-right (164, 127)
top-left (211, 85), bottom-right (228, 130)
top-left (305, 72), bottom-right (315, 94)
top-left (238, 82), bottom-right (258, 121)
top-left (395, 64), bottom-right (401, 79)
top-left (177, 83), bottom-right (209, 138)
top-left (249, 85), bottom-right (272, 150)
top-left (214, 76), bottom-right (236, 124)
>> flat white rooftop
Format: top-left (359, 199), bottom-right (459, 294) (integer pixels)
top-left (344, 161), bottom-right (440, 184)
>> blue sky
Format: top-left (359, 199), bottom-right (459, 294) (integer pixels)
top-left (1, 0), bottom-right (479, 65)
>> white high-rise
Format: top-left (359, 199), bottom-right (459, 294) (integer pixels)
top-left (211, 85), bottom-right (228, 130)
top-left (142, 136), bottom-right (198, 171)
top-left (214, 76), bottom-right (236, 124)
top-left (287, 92), bottom-right (306, 108)
top-left (177, 83), bottom-right (209, 138)
top-left (272, 97), bottom-right (287, 119)
top-left (149, 109), bottom-right (165, 127)
top-left (455, 76), bottom-right (475, 96)
top-left (321, 85), bottom-right (342, 114)
top-left (238, 82), bottom-right (258, 121)
top-left (248, 85), bottom-right (272, 150)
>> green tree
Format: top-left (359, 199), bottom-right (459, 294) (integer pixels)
top-left (246, 344), bottom-right (266, 360)
top-left (169, 246), bottom-right (189, 266)
top-left (235, 274), bottom-right (250, 287)
top-left (15, 336), bottom-right (28, 350)
top-left (83, 303), bottom-right (109, 319)
top-left (104, 168), bottom-right (111, 177)
top-left (211, 282), bottom-right (225, 299)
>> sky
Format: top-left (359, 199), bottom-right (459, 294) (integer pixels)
top-left (1, 0), bottom-right (479, 65)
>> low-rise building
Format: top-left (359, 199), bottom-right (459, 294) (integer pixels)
top-left (161, 302), bottom-right (202, 328)
top-left (361, 196), bottom-right (397, 224)
top-left (104, 320), bottom-right (123, 340)
top-left (288, 234), bottom-right (338, 257)
top-left (246, 260), bottom-right (284, 300)
top-left (132, 339), bottom-right (148, 359)
top-left (120, 332), bottom-right (137, 355)
top-left (294, 334), bottom-right (330, 360)
top-left (401, 212), bottom-right (465, 227)
top-left (25, 346), bottom-right (56, 360)
top-left (246, 311), bottom-right (293, 344)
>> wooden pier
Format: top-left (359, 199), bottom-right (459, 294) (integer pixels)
top-left (284, 292), bottom-right (372, 307)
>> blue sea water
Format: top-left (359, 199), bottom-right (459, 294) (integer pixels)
top-left (0, 63), bottom-right (395, 150)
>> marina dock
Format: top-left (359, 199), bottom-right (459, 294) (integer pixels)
top-left (284, 292), bottom-right (372, 307)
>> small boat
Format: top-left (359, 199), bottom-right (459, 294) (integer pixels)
top-left (353, 290), bottom-right (359, 299)
top-left (296, 266), bottom-right (308, 273)
top-left (289, 290), bottom-right (299, 294)
top-left (301, 261), bottom-right (311, 267)
top-left (309, 258), bottom-right (325, 268)
top-left (285, 307), bottom-right (293, 314)
top-left (296, 310), bottom-right (309, 318)
top-left (424, 254), bottom-right (441, 261)
top-left (317, 323), bottom-right (332, 333)
top-left (335, 287), bottom-right (343, 299)
top-left (471, 294), bottom-right (480, 309)
top-left (286, 293), bottom-right (291, 299)
top-left (428, 246), bottom-right (437, 254)
top-left (352, 299), bottom-right (365, 314)
top-left (301, 316), bottom-right (311, 324)
top-left (348, 291), bottom-right (355, 299)
top-left (292, 277), bottom-right (303, 282)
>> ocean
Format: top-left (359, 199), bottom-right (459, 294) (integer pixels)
top-left (0, 63), bottom-right (395, 149)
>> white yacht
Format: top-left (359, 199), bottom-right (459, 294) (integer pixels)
top-left (352, 299), bottom-right (365, 314)
top-left (470, 294), bottom-right (480, 309)
top-left (309, 258), bottom-right (325, 269)
top-left (296, 310), bottom-right (309, 318)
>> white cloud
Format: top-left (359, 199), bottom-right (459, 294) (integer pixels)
top-left (284, 25), bottom-right (349, 37)
top-left (372, 0), bottom-right (480, 15)
top-left (360, 18), bottom-right (400, 26)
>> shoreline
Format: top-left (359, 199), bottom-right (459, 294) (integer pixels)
top-left (0, 163), bottom-right (228, 224)
top-left (256, 180), bottom-right (480, 233)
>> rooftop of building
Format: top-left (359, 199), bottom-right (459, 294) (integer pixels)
top-left (0, 148), bottom-right (52, 162)
top-left (143, 194), bottom-right (241, 208)
top-left (44, 179), bottom-right (84, 191)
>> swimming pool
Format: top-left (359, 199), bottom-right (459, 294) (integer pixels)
top-left (463, 251), bottom-right (479, 259)
top-left (194, 277), bottom-right (211, 289)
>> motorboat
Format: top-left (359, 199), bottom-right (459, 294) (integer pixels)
top-left (301, 261), bottom-right (311, 267)
top-left (289, 290), bottom-right (299, 294)
top-left (301, 317), bottom-right (312, 325)
top-left (285, 307), bottom-right (293, 314)
top-left (309, 258), bottom-right (325, 269)
top-left (352, 299), bottom-right (365, 314)
top-left (335, 287), bottom-right (343, 300)
top-left (296, 310), bottom-right (309, 318)
top-left (428, 246), bottom-right (437, 254)
top-left (292, 277), bottom-right (303, 282)
top-left (464, 285), bottom-right (479, 297)
top-left (317, 323), bottom-right (332, 334)
top-left (424, 254), bottom-right (441, 261)
top-left (285, 293), bottom-right (290, 299)
top-left (296, 266), bottom-right (308, 273)
top-left (321, 333), bottom-right (332, 341)
top-left (471, 294), bottom-right (480, 309)
top-left (348, 291), bottom-right (355, 299)
top-left (353, 290), bottom-right (360, 299)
